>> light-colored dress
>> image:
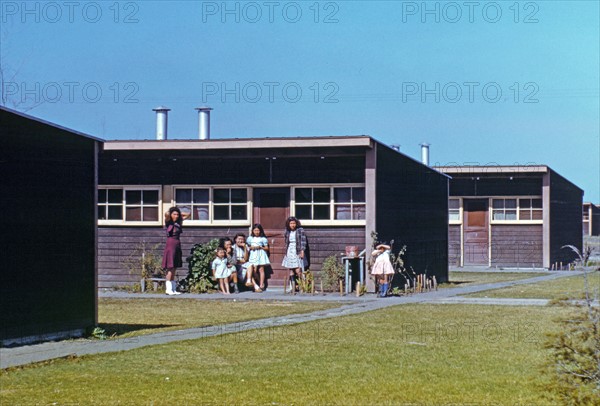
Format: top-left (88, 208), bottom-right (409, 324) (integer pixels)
top-left (282, 230), bottom-right (302, 269)
top-left (247, 236), bottom-right (270, 266)
top-left (371, 250), bottom-right (394, 275)
top-left (234, 245), bottom-right (250, 281)
top-left (212, 257), bottom-right (232, 279)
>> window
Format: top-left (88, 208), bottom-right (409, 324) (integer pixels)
top-left (98, 187), bottom-right (161, 223)
top-left (583, 206), bottom-right (590, 221)
top-left (492, 199), bottom-right (517, 220)
top-left (214, 188), bottom-right (248, 220)
top-left (175, 188), bottom-right (209, 220)
top-left (294, 186), bottom-right (366, 221)
top-left (98, 188), bottom-right (123, 220)
top-left (449, 199), bottom-right (460, 221)
top-left (492, 197), bottom-right (543, 221)
top-left (173, 187), bottom-right (249, 223)
top-left (519, 198), bottom-right (542, 220)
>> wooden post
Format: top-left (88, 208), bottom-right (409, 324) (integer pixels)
top-left (339, 280), bottom-right (344, 296)
top-left (283, 275), bottom-right (288, 295)
top-left (311, 280), bottom-right (315, 295)
top-left (433, 275), bottom-right (437, 291)
top-left (356, 282), bottom-right (360, 297)
top-left (320, 279), bottom-right (324, 296)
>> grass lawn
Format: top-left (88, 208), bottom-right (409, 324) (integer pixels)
top-left (465, 271), bottom-right (600, 299)
top-left (98, 298), bottom-right (344, 338)
top-left (1, 304), bottom-right (569, 405)
top-left (441, 271), bottom-right (545, 288)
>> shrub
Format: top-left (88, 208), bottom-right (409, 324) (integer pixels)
top-left (180, 239), bottom-right (219, 293)
top-left (320, 254), bottom-right (345, 292)
top-left (544, 245), bottom-right (600, 404)
top-left (122, 242), bottom-right (164, 287)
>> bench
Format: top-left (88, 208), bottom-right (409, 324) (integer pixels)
top-left (140, 277), bottom-right (167, 293)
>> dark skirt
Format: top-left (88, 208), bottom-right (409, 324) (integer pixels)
top-left (162, 237), bottom-right (182, 269)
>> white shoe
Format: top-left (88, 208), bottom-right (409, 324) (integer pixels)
top-left (171, 281), bottom-right (181, 295)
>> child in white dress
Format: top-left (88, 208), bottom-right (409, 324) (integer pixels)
top-left (212, 247), bottom-right (232, 295)
top-left (246, 224), bottom-right (270, 292)
top-left (371, 243), bottom-right (394, 297)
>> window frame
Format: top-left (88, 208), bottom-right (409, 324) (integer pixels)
top-left (448, 198), bottom-right (462, 224)
top-left (291, 184), bottom-right (367, 226)
top-left (98, 185), bottom-right (162, 226)
top-left (490, 196), bottom-right (543, 224)
top-left (172, 185), bottom-right (252, 226)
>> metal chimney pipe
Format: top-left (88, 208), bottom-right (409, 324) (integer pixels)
top-left (152, 106), bottom-right (170, 140)
top-left (195, 107), bottom-right (213, 140)
top-left (420, 143), bottom-right (430, 166)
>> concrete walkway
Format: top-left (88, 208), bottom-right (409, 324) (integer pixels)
top-left (0, 270), bottom-right (585, 369)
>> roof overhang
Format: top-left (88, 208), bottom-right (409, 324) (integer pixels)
top-left (103, 136), bottom-right (373, 151)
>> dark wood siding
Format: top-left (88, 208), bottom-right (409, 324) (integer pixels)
top-left (98, 227), bottom-right (247, 288)
top-left (98, 226), bottom-right (364, 287)
top-left (490, 225), bottom-right (543, 267)
top-left (0, 108), bottom-right (98, 342)
top-left (100, 150), bottom-right (365, 185)
top-left (590, 204), bottom-right (600, 236)
top-left (375, 146), bottom-right (449, 282)
top-left (549, 170), bottom-right (583, 265)
top-left (448, 225), bottom-right (461, 267)
top-left (449, 176), bottom-right (542, 197)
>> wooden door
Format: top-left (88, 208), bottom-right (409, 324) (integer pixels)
top-left (463, 199), bottom-right (489, 265)
top-left (253, 188), bottom-right (290, 284)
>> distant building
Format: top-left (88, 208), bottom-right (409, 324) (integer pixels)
top-left (0, 106), bottom-right (101, 345)
top-left (97, 133), bottom-right (449, 290)
top-left (436, 165), bottom-right (583, 269)
top-left (583, 202), bottom-right (600, 236)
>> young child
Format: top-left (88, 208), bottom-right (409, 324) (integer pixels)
top-left (246, 224), bottom-right (270, 292)
top-left (371, 243), bottom-right (394, 297)
top-left (212, 247), bottom-right (232, 295)
top-left (233, 233), bottom-right (251, 290)
top-left (220, 237), bottom-right (239, 294)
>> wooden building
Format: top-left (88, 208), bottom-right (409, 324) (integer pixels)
top-left (0, 107), bottom-right (101, 345)
top-left (583, 202), bottom-right (600, 236)
top-left (98, 136), bottom-right (449, 290)
top-left (436, 165), bottom-right (583, 269)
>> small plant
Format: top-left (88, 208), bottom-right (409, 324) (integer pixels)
top-left (122, 242), bottom-right (164, 283)
top-left (179, 239), bottom-right (219, 293)
top-left (320, 254), bottom-right (345, 292)
top-left (296, 269), bottom-right (314, 293)
top-left (89, 327), bottom-right (108, 340)
top-left (543, 245), bottom-right (600, 405)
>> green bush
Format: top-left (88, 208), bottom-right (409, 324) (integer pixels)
top-left (180, 239), bottom-right (219, 293)
top-left (320, 254), bottom-right (345, 292)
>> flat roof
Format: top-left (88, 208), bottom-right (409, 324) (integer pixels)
top-left (103, 136), bottom-right (374, 151)
top-left (435, 165), bottom-right (549, 174)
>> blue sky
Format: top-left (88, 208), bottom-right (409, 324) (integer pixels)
top-left (1, 0), bottom-right (598, 201)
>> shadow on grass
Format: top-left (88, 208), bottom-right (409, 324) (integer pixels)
top-left (98, 323), bottom-right (182, 337)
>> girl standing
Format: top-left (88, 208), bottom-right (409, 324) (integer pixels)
top-left (282, 216), bottom-right (309, 292)
top-left (212, 247), bottom-right (231, 295)
top-left (371, 243), bottom-right (394, 297)
top-left (162, 207), bottom-right (189, 295)
top-left (246, 224), bottom-right (270, 292)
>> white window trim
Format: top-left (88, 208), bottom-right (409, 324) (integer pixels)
top-left (449, 197), bottom-right (462, 225)
top-left (171, 185), bottom-right (252, 226)
top-left (291, 184), bottom-right (367, 226)
top-left (490, 196), bottom-right (543, 224)
top-left (98, 185), bottom-right (162, 226)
